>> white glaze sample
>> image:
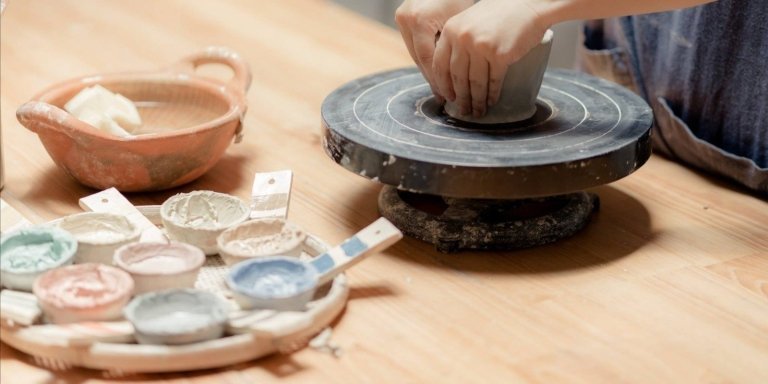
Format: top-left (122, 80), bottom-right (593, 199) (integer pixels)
top-left (161, 191), bottom-right (250, 255)
top-left (33, 263), bottom-right (134, 324)
top-left (0, 226), bottom-right (77, 291)
top-left (124, 289), bottom-right (231, 345)
top-left (128, 255), bottom-right (189, 273)
top-left (163, 191), bottom-right (246, 228)
top-left (113, 241), bottom-right (205, 294)
top-left (79, 188), bottom-right (166, 243)
top-left (57, 212), bottom-right (141, 265)
top-left (217, 218), bottom-right (306, 266)
top-left (445, 29), bottom-right (554, 124)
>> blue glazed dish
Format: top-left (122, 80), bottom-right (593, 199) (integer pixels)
top-left (226, 257), bottom-right (318, 311)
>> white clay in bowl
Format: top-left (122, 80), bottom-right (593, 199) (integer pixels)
top-left (33, 263), bottom-right (134, 324)
top-left (217, 218), bottom-right (306, 266)
top-left (113, 241), bottom-right (205, 294)
top-left (160, 191), bottom-right (250, 255)
top-left (57, 212), bottom-right (141, 265)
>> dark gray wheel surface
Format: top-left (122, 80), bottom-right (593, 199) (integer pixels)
top-left (322, 67), bottom-right (652, 198)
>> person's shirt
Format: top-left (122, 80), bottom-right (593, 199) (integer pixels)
top-left (577, 0), bottom-right (767, 193)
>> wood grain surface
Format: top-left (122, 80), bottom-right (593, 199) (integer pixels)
top-left (1, 1), bottom-right (767, 383)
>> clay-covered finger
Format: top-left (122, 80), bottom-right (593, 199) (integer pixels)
top-left (449, 47), bottom-right (471, 115)
top-left (433, 37), bottom-right (454, 102)
top-left (488, 61), bottom-right (508, 107)
top-left (468, 54), bottom-right (489, 117)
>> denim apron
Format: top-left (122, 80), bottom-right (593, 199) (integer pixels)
top-left (576, 0), bottom-right (768, 193)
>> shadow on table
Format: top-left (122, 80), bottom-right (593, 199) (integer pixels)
top-left (341, 183), bottom-right (656, 275)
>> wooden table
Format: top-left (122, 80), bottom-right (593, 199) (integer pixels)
top-left (1, 1), bottom-right (767, 382)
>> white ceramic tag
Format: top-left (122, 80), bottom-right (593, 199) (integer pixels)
top-left (0, 290), bottom-right (42, 326)
top-left (250, 170), bottom-right (292, 220)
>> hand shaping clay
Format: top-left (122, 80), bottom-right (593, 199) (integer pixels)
top-left (444, 29), bottom-right (553, 124)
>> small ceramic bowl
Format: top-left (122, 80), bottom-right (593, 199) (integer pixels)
top-left (226, 217), bottom-right (402, 311)
top-left (161, 190), bottom-right (250, 255)
top-left (113, 241), bottom-right (206, 294)
top-left (33, 263), bottom-right (134, 324)
top-left (124, 289), bottom-right (231, 345)
top-left (56, 212), bottom-right (141, 265)
top-left (0, 226), bottom-right (77, 291)
top-left (217, 218), bottom-right (306, 266)
top-left (16, 47), bottom-right (251, 192)
top-left (226, 257), bottom-right (318, 311)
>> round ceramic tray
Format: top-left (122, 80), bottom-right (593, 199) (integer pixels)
top-left (0, 231), bottom-right (348, 373)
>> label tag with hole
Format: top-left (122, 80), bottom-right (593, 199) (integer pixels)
top-left (250, 170), bottom-right (292, 220)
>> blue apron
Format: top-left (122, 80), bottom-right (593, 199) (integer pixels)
top-left (576, 0), bottom-right (768, 193)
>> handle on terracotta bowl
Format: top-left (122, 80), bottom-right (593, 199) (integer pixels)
top-left (171, 46), bottom-right (252, 93)
top-left (16, 101), bottom-right (111, 140)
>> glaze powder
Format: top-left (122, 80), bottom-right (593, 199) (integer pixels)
top-left (35, 264), bottom-right (133, 308)
top-left (0, 227), bottom-right (76, 273)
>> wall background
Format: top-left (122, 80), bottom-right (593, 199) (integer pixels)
top-left (333, 0), bottom-right (580, 69)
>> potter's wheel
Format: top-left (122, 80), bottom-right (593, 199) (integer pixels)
top-left (321, 67), bottom-right (652, 252)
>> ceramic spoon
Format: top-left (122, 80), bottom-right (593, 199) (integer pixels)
top-left (226, 217), bottom-right (402, 311)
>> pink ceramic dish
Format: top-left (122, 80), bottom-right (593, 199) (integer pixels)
top-left (16, 47), bottom-right (251, 192)
top-left (113, 241), bottom-right (206, 295)
top-left (33, 263), bottom-right (134, 324)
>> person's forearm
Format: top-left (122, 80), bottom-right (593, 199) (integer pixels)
top-left (530, 0), bottom-right (717, 26)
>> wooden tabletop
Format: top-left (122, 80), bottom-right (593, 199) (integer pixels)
top-left (2, 1), bottom-right (767, 382)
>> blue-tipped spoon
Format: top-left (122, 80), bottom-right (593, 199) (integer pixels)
top-left (226, 217), bottom-right (402, 311)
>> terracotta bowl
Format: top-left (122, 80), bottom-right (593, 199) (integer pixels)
top-left (16, 47), bottom-right (251, 192)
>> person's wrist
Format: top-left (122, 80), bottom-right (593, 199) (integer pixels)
top-left (521, 0), bottom-right (572, 29)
